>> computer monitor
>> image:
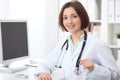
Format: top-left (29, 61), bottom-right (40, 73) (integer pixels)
top-left (0, 20), bottom-right (29, 67)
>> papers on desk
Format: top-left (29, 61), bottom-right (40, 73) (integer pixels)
top-left (15, 73), bottom-right (28, 79)
top-left (0, 59), bottom-right (29, 73)
top-left (23, 59), bottom-right (39, 67)
top-left (23, 58), bottom-right (43, 67)
top-left (24, 63), bottom-right (38, 67)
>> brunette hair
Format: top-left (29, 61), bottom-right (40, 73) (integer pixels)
top-left (59, 1), bottom-right (90, 31)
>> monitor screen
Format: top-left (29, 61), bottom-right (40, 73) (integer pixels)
top-left (0, 20), bottom-right (29, 66)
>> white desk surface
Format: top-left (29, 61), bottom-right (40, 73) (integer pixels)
top-left (0, 67), bottom-right (37, 80)
top-left (0, 67), bottom-right (65, 80)
top-left (0, 58), bottom-right (65, 80)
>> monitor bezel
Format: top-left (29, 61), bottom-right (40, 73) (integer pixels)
top-left (0, 20), bottom-right (29, 66)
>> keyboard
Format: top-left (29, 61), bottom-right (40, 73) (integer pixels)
top-left (0, 66), bottom-right (28, 73)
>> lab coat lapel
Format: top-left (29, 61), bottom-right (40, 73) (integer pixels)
top-left (72, 42), bottom-right (83, 59)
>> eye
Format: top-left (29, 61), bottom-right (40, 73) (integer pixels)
top-left (72, 15), bottom-right (77, 18)
top-left (63, 16), bottom-right (67, 20)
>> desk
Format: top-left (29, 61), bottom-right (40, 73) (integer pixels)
top-left (0, 58), bottom-right (65, 80)
top-left (0, 67), bottom-right (37, 80)
top-left (0, 67), bottom-right (65, 80)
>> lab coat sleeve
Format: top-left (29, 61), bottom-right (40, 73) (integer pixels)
top-left (88, 41), bottom-right (120, 80)
top-left (34, 42), bottom-right (62, 76)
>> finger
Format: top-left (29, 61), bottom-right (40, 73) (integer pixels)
top-left (38, 75), bottom-right (44, 80)
top-left (81, 60), bottom-right (88, 69)
top-left (79, 59), bottom-right (85, 64)
top-left (45, 74), bottom-right (52, 80)
top-left (42, 73), bottom-right (51, 80)
top-left (38, 73), bottom-right (51, 80)
top-left (82, 59), bottom-right (94, 71)
top-left (38, 75), bottom-right (45, 80)
top-left (42, 74), bottom-right (48, 80)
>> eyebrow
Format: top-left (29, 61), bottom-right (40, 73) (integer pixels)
top-left (63, 12), bottom-right (77, 17)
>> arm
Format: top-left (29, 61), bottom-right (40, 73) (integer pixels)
top-left (35, 43), bottom-right (62, 77)
top-left (88, 42), bottom-right (120, 80)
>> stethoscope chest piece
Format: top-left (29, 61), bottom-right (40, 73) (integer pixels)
top-left (74, 68), bottom-right (81, 75)
top-left (55, 30), bottom-right (87, 75)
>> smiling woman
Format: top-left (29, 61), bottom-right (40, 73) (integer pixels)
top-left (35, 1), bottom-right (120, 80)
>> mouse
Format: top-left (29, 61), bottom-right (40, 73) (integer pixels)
top-left (15, 74), bottom-right (28, 79)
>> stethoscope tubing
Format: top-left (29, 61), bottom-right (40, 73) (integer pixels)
top-left (55, 30), bottom-right (87, 74)
top-left (76, 30), bottom-right (87, 68)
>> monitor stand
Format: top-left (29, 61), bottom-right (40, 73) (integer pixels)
top-left (0, 63), bottom-right (28, 73)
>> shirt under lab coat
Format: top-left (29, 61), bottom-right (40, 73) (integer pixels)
top-left (35, 32), bottom-right (120, 80)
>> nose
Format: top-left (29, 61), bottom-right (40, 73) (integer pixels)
top-left (67, 18), bottom-right (73, 24)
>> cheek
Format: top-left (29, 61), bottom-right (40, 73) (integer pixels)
top-left (76, 19), bottom-right (81, 27)
top-left (63, 21), bottom-right (65, 25)
top-left (76, 18), bottom-right (81, 23)
top-left (63, 21), bottom-right (67, 27)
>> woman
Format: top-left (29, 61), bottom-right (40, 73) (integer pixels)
top-left (35, 1), bottom-right (120, 80)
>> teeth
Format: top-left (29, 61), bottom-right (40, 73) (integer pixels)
top-left (70, 26), bottom-right (73, 28)
top-left (69, 25), bottom-right (73, 27)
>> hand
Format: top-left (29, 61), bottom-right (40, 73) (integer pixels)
top-left (38, 73), bottom-right (52, 80)
top-left (80, 58), bottom-right (94, 71)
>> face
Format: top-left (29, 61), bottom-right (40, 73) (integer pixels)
top-left (63, 7), bottom-right (82, 33)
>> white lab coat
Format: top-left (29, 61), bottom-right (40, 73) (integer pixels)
top-left (35, 32), bottom-right (120, 80)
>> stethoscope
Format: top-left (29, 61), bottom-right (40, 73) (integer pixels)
top-left (55, 30), bottom-right (87, 75)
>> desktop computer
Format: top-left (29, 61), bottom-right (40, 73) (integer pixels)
top-left (0, 20), bottom-right (29, 73)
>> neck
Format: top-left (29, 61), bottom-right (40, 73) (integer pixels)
top-left (71, 30), bottom-right (84, 45)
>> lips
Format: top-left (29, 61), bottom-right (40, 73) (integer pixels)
top-left (68, 25), bottom-right (75, 29)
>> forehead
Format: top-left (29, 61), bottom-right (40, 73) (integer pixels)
top-left (63, 7), bottom-right (77, 15)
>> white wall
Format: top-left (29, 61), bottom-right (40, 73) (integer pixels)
top-left (44, 1), bottom-right (59, 55)
top-left (0, 0), bottom-right (59, 59)
top-left (0, 0), bottom-right (9, 19)
top-left (0, 0), bottom-right (2, 18)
